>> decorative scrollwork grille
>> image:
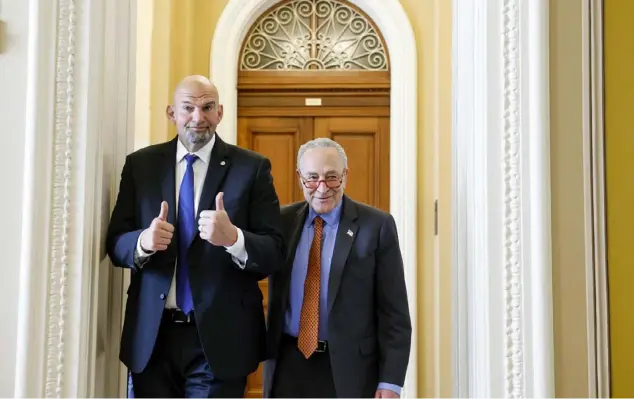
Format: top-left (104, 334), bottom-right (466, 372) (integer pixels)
top-left (240, 0), bottom-right (388, 71)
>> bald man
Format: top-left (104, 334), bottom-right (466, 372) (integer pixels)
top-left (107, 75), bottom-right (284, 397)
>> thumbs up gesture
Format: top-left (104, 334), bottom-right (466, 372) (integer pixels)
top-left (198, 192), bottom-right (238, 246)
top-left (140, 201), bottom-right (175, 252)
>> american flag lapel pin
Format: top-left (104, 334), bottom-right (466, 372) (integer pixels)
top-left (347, 229), bottom-right (353, 237)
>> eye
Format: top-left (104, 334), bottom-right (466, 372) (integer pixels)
top-left (183, 105), bottom-right (194, 112)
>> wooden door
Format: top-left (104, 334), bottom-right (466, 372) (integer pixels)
top-left (238, 115), bottom-right (390, 398)
top-left (238, 116), bottom-right (312, 398)
top-left (314, 117), bottom-right (390, 212)
top-left (238, 117), bottom-right (314, 207)
top-left (238, 116), bottom-right (390, 210)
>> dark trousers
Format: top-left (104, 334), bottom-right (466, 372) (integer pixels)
top-left (130, 313), bottom-right (247, 398)
top-left (271, 334), bottom-right (337, 398)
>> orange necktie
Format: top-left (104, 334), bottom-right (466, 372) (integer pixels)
top-left (297, 216), bottom-right (324, 359)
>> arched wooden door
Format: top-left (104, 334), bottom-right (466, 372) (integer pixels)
top-left (236, 1), bottom-right (391, 396)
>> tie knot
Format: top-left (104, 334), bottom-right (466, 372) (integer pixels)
top-left (313, 216), bottom-right (323, 230)
top-left (184, 153), bottom-right (198, 166)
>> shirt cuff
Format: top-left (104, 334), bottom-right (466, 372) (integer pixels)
top-left (135, 230), bottom-right (154, 267)
top-left (377, 382), bottom-right (402, 396)
top-left (224, 227), bottom-right (248, 268)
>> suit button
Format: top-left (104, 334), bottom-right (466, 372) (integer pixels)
top-left (160, 293), bottom-right (166, 300)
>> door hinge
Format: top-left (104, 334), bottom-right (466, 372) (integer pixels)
top-left (434, 199), bottom-right (438, 236)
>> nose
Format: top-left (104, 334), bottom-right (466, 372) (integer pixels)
top-left (191, 107), bottom-right (203, 122)
top-left (316, 181), bottom-right (330, 193)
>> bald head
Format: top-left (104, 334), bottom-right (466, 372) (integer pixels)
top-left (173, 75), bottom-right (219, 103)
top-left (167, 75), bottom-right (223, 152)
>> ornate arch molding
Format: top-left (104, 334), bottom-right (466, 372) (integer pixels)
top-left (211, 0), bottom-right (418, 396)
top-left (238, 0), bottom-right (390, 71)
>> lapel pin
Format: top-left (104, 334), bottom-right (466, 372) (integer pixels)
top-left (347, 229), bottom-right (353, 237)
top-left (220, 161), bottom-right (226, 166)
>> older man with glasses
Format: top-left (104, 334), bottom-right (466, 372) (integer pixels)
top-left (263, 138), bottom-right (412, 398)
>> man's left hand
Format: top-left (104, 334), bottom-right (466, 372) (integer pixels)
top-left (374, 389), bottom-right (399, 398)
top-left (198, 192), bottom-right (238, 246)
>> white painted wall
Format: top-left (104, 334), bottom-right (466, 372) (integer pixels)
top-left (0, 0), bottom-right (29, 395)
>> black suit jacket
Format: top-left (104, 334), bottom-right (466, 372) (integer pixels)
top-left (106, 135), bottom-right (284, 379)
top-left (263, 196), bottom-right (412, 398)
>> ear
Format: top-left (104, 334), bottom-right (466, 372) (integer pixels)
top-left (217, 104), bottom-right (224, 121)
top-left (166, 105), bottom-right (175, 122)
top-left (297, 169), bottom-right (304, 188)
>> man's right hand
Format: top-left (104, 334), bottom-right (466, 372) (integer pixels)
top-left (140, 201), bottom-right (174, 252)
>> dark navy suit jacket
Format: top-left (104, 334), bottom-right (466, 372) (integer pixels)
top-left (106, 134), bottom-right (284, 379)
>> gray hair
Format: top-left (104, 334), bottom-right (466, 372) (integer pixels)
top-left (296, 138), bottom-right (348, 171)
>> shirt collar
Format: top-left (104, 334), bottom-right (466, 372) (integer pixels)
top-left (176, 133), bottom-right (215, 164)
top-left (307, 199), bottom-right (343, 227)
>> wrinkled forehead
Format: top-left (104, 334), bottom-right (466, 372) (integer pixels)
top-left (299, 148), bottom-right (345, 175)
top-left (174, 85), bottom-right (218, 106)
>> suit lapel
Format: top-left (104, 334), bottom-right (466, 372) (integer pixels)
top-left (195, 134), bottom-right (230, 226)
top-left (160, 138), bottom-right (178, 230)
top-left (286, 204), bottom-right (308, 266)
top-left (327, 196), bottom-right (358, 314)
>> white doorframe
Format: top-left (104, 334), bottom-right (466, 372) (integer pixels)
top-left (14, 0), bottom-right (136, 396)
top-left (452, 0), bottom-right (555, 397)
top-left (211, 0), bottom-right (419, 396)
top-left (583, 0), bottom-right (610, 396)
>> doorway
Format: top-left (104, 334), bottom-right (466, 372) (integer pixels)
top-left (211, 0), bottom-right (421, 395)
top-left (233, 1), bottom-right (392, 395)
top-left (239, 97), bottom-right (391, 398)
top-left (239, 111), bottom-right (390, 397)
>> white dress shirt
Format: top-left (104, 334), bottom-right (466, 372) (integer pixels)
top-left (135, 135), bottom-right (248, 309)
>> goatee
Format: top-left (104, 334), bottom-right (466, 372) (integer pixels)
top-left (186, 129), bottom-right (212, 144)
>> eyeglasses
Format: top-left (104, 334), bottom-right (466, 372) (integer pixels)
top-left (300, 174), bottom-right (345, 190)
